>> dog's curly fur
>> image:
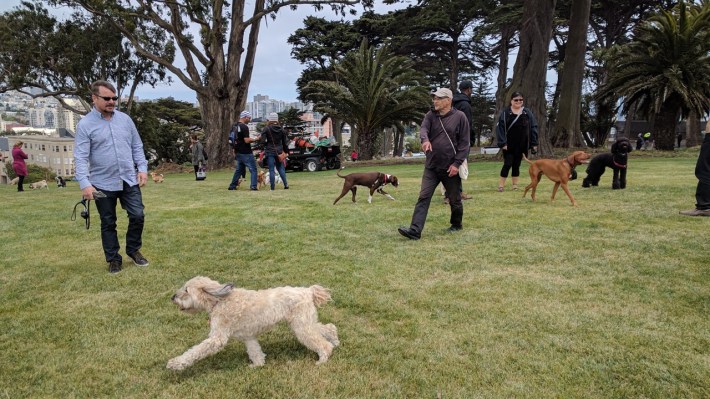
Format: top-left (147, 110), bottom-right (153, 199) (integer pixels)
top-left (582, 137), bottom-right (632, 189)
top-left (167, 276), bottom-right (339, 370)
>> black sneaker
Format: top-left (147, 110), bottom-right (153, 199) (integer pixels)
top-left (128, 251), bottom-right (149, 267)
top-left (446, 225), bottom-right (462, 232)
top-left (108, 260), bottom-right (122, 274)
top-left (398, 227), bottom-right (421, 240)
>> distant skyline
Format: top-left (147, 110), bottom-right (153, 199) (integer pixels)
top-left (0, 1), bottom-right (402, 103)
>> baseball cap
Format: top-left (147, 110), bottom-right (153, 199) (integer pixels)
top-left (431, 88), bottom-right (453, 99)
top-left (458, 80), bottom-right (473, 90)
top-left (239, 111), bottom-right (251, 119)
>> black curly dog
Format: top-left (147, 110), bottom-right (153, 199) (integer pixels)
top-left (582, 137), bottom-right (632, 189)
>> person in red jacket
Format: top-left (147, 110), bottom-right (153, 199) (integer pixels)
top-left (12, 141), bottom-right (28, 192)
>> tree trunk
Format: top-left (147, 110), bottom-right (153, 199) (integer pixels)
top-left (509, 0), bottom-right (557, 156)
top-left (551, 0), bottom-right (591, 148)
top-left (492, 25), bottom-right (515, 145)
top-left (357, 128), bottom-right (376, 160)
top-left (198, 93), bottom-right (239, 169)
top-left (651, 102), bottom-right (680, 151)
top-left (685, 111), bottom-right (701, 147)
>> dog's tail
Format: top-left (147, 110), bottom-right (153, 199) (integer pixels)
top-left (336, 167), bottom-right (346, 178)
top-left (310, 285), bottom-right (332, 307)
top-left (522, 154), bottom-right (532, 164)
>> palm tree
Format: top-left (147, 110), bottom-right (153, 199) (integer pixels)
top-left (598, 0), bottom-right (710, 150)
top-left (304, 40), bottom-right (431, 160)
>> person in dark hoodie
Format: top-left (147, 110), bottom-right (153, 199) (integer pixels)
top-left (260, 112), bottom-right (290, 190)
top-left (449, 80), bottom-right (474, 202)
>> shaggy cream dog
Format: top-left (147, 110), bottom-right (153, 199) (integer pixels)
top-left (167, 276), bottom-right (339, 370)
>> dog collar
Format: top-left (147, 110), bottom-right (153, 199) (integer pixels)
top-left (613, 160), bottom-right (627, 169)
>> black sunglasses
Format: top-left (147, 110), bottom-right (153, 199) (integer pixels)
top-left (97, 95), bottom-right (118, 101)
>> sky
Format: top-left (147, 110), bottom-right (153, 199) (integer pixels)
top-left (0, 1), bottom-right (404, 103)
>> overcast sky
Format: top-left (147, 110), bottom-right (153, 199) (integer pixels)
top-left (0, 1), bottom-right (404, 103)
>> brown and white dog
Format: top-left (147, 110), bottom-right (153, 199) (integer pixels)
top-left (522, 151), bottom-right (591, 206)
top-left (333, 168), bottom-right (398, 204)
top-left (256, 170), bottom-right (266, 190)
top-left (29, 180), bottom-right (49, 189)
top-left (150, 172), bottom-right (164, 183)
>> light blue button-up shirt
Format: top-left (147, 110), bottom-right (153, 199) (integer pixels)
top-left (74, 107), bottom-right (148, 191)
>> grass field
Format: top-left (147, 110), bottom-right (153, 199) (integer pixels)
top-left (1, 152), bottom-right (708, 398)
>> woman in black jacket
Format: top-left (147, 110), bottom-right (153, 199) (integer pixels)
top-left (495, 92), bottom-right (538, 192)
top-left (260, 113), bottom-right (290, 190)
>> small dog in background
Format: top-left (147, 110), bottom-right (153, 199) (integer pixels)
top-left (55, 176), bottom-right (66, 188)
top-left (263, 170), bottom-right (283, 187)
top-left (150, 172), bottom-right (165, 183)
top-left (167, 276), bottom-right (339, 370)
top-left (333, 168), bottom-right (399, 204)
top-left (10, 177), bottom-right (19, 185)
top-left (257, 170), bottom-right (266, 190)
top-left (583, 137), bottom-right (632, 189)
top-left (29, 180), bottom-right (49, 190)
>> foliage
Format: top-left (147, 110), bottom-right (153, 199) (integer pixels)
top-left (304, 40), bottom-right (430, 160)
top-left (0, 1), bottom-right (171, 115)
top-left (597, 0), bottom-right (710, 150)
top-left (4, 161), bottom-right (57, 182)
top-left (277, 108), bottom-right (307, 129)
top-left (131, 99), bottom-right (203, 167)
top-left (1, 155), bottom-right (709, 398)
top-left (469, 78), bottom-right (496, 146)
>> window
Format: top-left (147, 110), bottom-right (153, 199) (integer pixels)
top-left (41, 145), bottom-right (46, 151)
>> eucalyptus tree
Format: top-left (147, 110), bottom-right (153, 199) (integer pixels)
top-left (585, 0), bottom-right (678, 146)
top-left (304, 40), bottom-right (430, 160)
top-left (132, 98), bottom-right (203, 166)
top-left (598, 0), bottom-right (710, 151)
top-left (51, 0), bottom-right (372, 168)
top-left (507, 0), bottom-right (558, 156)
top-left (0, 1), bottom-right (171, 115)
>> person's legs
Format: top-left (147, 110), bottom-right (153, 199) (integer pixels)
top-left (695, 180), bottom-right (710, 210)
top-left (119, 182), bottom-right (145, 257)
top-left (409, 168), bottom-right (441, 234)
top-left (193, 165), bottom-right (199, 179)
top-left (17, 175), bottom-right (25, 192)
top-left (246, 155), bottom-right (258, 189)
top-left (499, 151), bottom-right (513, 190)
top-left (228, 156), bottom-right (243, 189)
top-left (441, 173), bottom-right (463, 228)
top-left (276, 159), bottom-right (289, 188)
top-left (267, 154), bottom-right (276, 190)
top-left (94, 188), bottom-right (121, 263)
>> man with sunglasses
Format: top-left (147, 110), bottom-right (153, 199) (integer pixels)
top-left (74, 80), bottom-right (150, 274)
top-left (398, 88), bottom-right (470, 240)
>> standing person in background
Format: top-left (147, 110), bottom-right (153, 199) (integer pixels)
top-left (679, 132), bottom-right (710, 216)
top-left (450, 80), bottom-right (474, 202)
top-left (74, 80), bottom-right (149, 274)
top-left (12, 141), bottom-right (28, 192)
top-left (190, 134), bottom-right (206, 180)
top-left (496, 92), bottom-right (538, 192)
top-left (228, 111), bottom-right (260, 191)
top-left (398, 88), bottom-right (470, 240)
top-left (260, 113), bottom-right (289, 190)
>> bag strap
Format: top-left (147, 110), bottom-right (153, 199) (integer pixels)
top-left (266, 127), bottom-right (282, 154)
top-left (438, 117), bottom-right (457, 153)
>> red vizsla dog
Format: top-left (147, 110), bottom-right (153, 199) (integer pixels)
top-left (522, 151), bottom-right (591, 206)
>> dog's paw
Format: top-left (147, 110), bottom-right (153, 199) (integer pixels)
top-left (166, 358), bottom-right (188, 371)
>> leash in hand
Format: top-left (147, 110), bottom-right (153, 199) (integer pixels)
top-left (71, 191), bottom-right (106, 229)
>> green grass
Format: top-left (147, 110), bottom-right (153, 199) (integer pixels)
top-left (1, 153), bottom-right (709, 398)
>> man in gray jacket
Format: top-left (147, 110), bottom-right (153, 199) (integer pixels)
top-left (398, 88), bottom-right (470, 240)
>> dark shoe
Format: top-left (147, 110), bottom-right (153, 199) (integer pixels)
top-left (228, 187), bottom-right (236, 190)
top-left (446, 225), bottom-right (462, 232)
top-left (679, 208), bottom-right (710, 217)
top-left (108, 260), bottom-right (122, 274)
top-left (250, 187), bottom-right (258, 191)
top-left (284, 186), bottom-right (289, 189)
top-left (398, 227), bottom-right (420, 240)
top-left (128, 251), bottom-right (149, 267)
